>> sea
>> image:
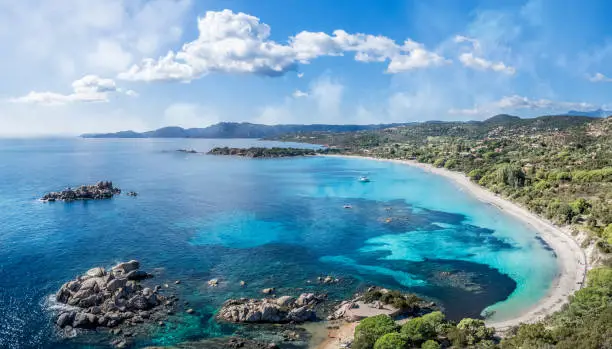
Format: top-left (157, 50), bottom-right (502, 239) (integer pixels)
top-left (0, 138), bottom-right (557, 348)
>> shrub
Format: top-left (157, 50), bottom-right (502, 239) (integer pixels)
top-left (421, 339), bottom-right (440, 349)
top-left (570, 198), bottom-right (591, 215)
top-left (495, 164), bottom-right (526, 188)
top-left (444, 159), bottom-right (457, 169)
top-left (468, 169), bottom-right (486, 181)
top-left (534, 180), bottom-right (551, 191)
top-left (500, 323), bottom-right (555, 348)
top-left (456, 318), bottom-right (495, 345)
top-left (433, 158), bottom-right (445, 168)
top-left (353, 315), bottom-right (398, 349)
top-left (603, 224), bottom-right (612, 245)
top-left (400, 312), bottom-right (443, 344)
top-left (373, 332), bottom-right (408, 349)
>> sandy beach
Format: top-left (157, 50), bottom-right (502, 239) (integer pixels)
top-left (324, 155), bottom-right (587, 332)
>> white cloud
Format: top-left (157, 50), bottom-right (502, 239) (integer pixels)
top-left (458, 53), bottom-right (515, 75)
top-left (118, 9), bottom-right (448, 82)
top-left (0, 0), bottom-right (191, 82)
top-left (588, 72), bottom-right (612, 82)
top-left (387, 40), bottom-right (451, 73)
top-left (10, 75), bottom-right (135, 105)
top-left (454, 34), bottom-right (515, 75)
top-left (449, 95), bottom-right (598, 116)
top-left (292, 90), bottom-right (308, 98)
top-left (297, 72), bottom-right (304, 78)
top-left (163, 103), bottom-right (219, 128)
top-left (454, 35), bottom-right (480, 50)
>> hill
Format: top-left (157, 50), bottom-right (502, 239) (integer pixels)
top-left (81, 122), bottom-right (413, 139)
top-left (566, 109), bottom-right (612, 118)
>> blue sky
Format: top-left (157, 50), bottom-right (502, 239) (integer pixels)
top-left (1, 0), bottom-right (611, 135)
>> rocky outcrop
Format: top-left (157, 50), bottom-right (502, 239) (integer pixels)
top-left (327, 287), bottom-right (436, 322)
top-left (54, 260), bottom-right (174, 332)
top-left (41, 181), bottom-right (121, 202)
top-left (216, 293), bottom-right (324, 323)
top-left (176, 149), bottom-right (198, 154)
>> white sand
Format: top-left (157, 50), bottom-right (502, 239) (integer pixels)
top-left (325, 155), bottom-right (587, 332)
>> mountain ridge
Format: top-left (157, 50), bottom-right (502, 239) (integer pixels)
top-left (81, 122), bottom-right (415, 139)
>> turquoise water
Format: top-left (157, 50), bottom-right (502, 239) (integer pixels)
top-left (0, 138), bottom-right (557, 348)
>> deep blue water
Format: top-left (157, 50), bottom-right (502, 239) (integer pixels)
top-left (0, 138), bottom-right (557, 349)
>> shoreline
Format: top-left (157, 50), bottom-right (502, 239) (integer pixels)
top-left (324, 154), bottom-right (587, 331)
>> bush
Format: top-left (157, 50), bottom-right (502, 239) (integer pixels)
top-left (433, 158), bottom-right (445, 168)
top-left (400, 312), bottom-right (444, 344)
top-left (421, 339), bottom-right (440, 349)
top-left (495, 164), bottom-right (526, 188)
top-left (533, 180), bottom-right (551, 191)
top-left (444, 159), bottom-right (457, 169)
top-left (353, 315), bottom-right (398, 349)
top-left (373, 332), bottom-right (407, 349)
top-left (500, 323), bottom-right (555, 348)
top-left (603, 224), bottom-right (612, 245)
top-left (468, 169), bottom-right (486, 181)
top-left (570, 198), bottom-right (591, 215)
top-left (456, 318), bottom-right (495, 346)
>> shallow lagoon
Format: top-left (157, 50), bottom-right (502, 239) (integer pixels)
top-left (0, 138), bottom-right (556, 348)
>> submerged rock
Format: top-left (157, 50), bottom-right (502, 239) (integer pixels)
top-left (41, 181), bottom-right (121, 202)
top-left (53, 260), bottom-right (173, 332)
top-left (217, 293), bottom-right (324, 323)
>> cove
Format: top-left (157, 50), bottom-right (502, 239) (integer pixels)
top-left (0, 138), bottom-right (557, 348)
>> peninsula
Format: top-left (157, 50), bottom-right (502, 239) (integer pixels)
top-left (207, 146), bottom-right (318, 158)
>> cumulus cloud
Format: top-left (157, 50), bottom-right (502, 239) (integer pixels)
top-left (458, 53), bottom-right (515, 74)
top-left (118, 9), bottom-right (448, 82)
top-left (454, 35), bottom-right (515, 75)
top-left (588, 72), bottom-right (612, 82)
top-left (449, 95), bottom-right (597, 116)
top-left (10, 75), bottom-right (136, 105)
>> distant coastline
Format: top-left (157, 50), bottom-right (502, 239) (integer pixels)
top-left (80, 122), bottom-right (413, 139)
top-left (326, 154), bottom-right (587, 331)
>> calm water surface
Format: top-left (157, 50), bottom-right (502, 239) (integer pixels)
top-left (0, 138), bottom-right (557, 348)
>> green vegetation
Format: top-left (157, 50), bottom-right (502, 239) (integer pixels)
top-left (502, 267), bottom-right (612, 348)
top-left (374, 332), bottom-right (409, 349)
top-left (352, 311), bottom-right (494, 348)
top-left (206, 146), bottom-right (319, 158)
top-left (353, 315), bottom-right (399, 349)
top-left (362, 289), bottom-right (422, 310)
top-left (351, 267), bottom-right (611, 348)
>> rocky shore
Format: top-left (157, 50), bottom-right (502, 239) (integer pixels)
top-left (41, 181), bottom-right (121, 202)
top-left (217, 293), bottom-right (325, 323)
top-left (207, 147), bottom-right (317, 158)
top-left (54, 260), bottom-right (176, 341)
top-left (327, 287), bottom-right (436, 322)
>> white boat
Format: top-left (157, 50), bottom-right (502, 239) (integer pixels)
top-left (358, 176), bottom-right (370, 182)
top-left (343, 204), bottom-right (353, 209)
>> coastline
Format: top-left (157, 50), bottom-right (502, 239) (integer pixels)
top-left (324, 154), bottom-right (587, 331)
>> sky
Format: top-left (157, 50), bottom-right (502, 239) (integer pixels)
top-left (1, 0), bottom-right (612, 136)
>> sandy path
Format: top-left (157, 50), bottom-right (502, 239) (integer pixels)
top-left (324, 155), bottom-right (587, 332)
top-left (314, 321), bottom-right (358, 349)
